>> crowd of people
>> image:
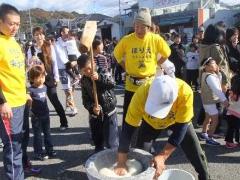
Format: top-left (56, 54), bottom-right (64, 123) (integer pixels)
top-left (0, 3), bottom-right (240, 180)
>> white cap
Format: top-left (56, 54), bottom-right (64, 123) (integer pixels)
top-left (145, 75), bottom-right (178, 119)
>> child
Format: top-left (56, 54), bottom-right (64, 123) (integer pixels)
top-left (225, 75), bottom-right (240, 148)
top-left (200, 57), bottom-right (229, 146)
top-left (65, 31), bottom-right (81, 85)
top-left (92, 38), bottom-right (109, 71)
top-left (78, 54), bottom-right (119, 153)
top-left (28, 65), bottom-right (56, 160)
top-left (185, 43), bottom-right (199, 90)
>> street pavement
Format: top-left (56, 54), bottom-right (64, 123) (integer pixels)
top-left (0, 84), bottom-right (240, 180)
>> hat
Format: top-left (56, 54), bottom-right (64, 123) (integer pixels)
top-left (134, 8), bottom-right (152, 27)
top-left (198, 26), bottom-right (205, 32)
top-left (145, 75), bottom-right (178, 119)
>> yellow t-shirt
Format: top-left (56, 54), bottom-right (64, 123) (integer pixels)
top-left (0, 35), bottom-right (26, 107)
top-left (126, 78), bottom-right (193, 129)
top-left (114, 32), bottom-right (171, 92)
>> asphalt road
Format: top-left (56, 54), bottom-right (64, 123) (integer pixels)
top-left (0, 84), bottom-right (240, 180)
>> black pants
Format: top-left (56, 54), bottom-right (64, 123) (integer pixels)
top-left (122, 90), bottom-right (135, 127)
top-left (225, 115), bottom-right (240, 143)
top-left (31, 115), bottom-right (53, 154)
top-left (47, 86), bottom-right (68, 127)
top-left (115, 64), bottom-right (123, 84)
top-left (186, 69), bottom-right (199, 89)
top-left (175, 66), bottom-right (183, 79)
top-left (22, 104), bottom-right (30, 167)
top-left (136, 121), bottom-right (210, 180)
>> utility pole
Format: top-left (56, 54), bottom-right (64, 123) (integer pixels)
top-left (119, 0), bottom-right (122, 38)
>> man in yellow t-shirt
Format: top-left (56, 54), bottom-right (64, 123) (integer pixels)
top-left (114, 75), bottom-right (210, 180)
top-left (0, 3), bottom-right (26, 180)
top-left (114, 8), bottom-right (172, 124)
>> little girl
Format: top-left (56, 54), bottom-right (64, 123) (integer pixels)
top-left (29, 65), bottom-right (56, 160)
top-left (225, 75), bottom-right (240, 148)
top-left (200, 57), bottom-right (229, 146)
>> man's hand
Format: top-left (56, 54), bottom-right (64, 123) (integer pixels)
top-left (93, 105), bottom-right (101, 116)
top-left (0, 103), bottom-right (13, 120)
top-left (152, 154), bottom-right (166, 180)
top-left (114, 163), bottom-right (128, 176)
top-left (91, 72), bottom-right (99, 81)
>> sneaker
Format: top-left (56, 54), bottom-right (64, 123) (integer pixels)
top-left (24, 160), bottom-right (41, 175)
top-left (65, 106), bottom-right (72, 113)
top-left (70, 107), bottom-right (78, 116)
top-left (60, 126), bottom-right (68, 131)
top-left (0, 142), bottom-right (3, 148)
top-left (47, 150), bottom-right (57, 158)
top-left (225, 142), bottom-right (238, 149)
top-left (206, 137), bottom-right (221, 146)
top-left (34, 153), bottom-right (49, 161)
top-left (199, 133), bottom-right (208, 141)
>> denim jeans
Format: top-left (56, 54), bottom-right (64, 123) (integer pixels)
top-left (89, 111), bottom-right (119, 150)
top-left (31, 114), bottom-right (53, 154)
top-left (136, 121), bottom-right (210, 180)
top-left (0, 105), bottom-right (25, 180)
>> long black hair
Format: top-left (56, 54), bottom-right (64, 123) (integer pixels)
top-left (202, 24), bottom-right (225, 45)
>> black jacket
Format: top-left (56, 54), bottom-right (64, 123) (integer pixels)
top-left (169, 43), bottom-right (185, 68)
top-left (225, 43), bottom-right (240, 74)
top-left (81, 69), bottom-right (117, 116)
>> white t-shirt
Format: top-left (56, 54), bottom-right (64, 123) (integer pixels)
top-left (65, 39), bottom-right (81, 57)
top-left (206, 73), bottom-right (226, 102)
top-left (185, 51), bottom-right (199, 70)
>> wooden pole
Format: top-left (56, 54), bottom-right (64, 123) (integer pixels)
top-left (90, 46), bottom-right (99, 107)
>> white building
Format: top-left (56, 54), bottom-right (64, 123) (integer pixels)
top-left (97, 19), bottom-right (120, 40)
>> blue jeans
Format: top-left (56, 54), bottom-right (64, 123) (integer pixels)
top-left (0, 105), bottom-right (25, 180)
top-left (31, 114), bottom-right (53, 154)
top-left (89, 111), bottom-right (119, 150)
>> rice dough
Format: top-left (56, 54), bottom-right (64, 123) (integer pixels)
top-left (99, 159), bottom-right (143, 178)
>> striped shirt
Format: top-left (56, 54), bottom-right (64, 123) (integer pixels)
top-left (94, 54), bottom-right (108, 70)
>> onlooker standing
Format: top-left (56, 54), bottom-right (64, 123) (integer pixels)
top-left (225, 75), bottom-right (240, 148)
top-left (199, 24), bottom-right (231, 91)
top-left (169, 34), bottom-right (185, 79)
top-left (200, 57), bottom-right (229, 146)
top-left (28, 27), bottom-right (69, 130)
top-left (114, 8), bottom-right (171, 126)
top-left (55, 26), bottom-right (78, 119)
top-left (198, 26), bottom-right (205, 43)
top-left (92, 38), bottom-right (109, 71)
top-left (64, 30), bottom-right (81, 85)
top-left (0, 3), bottom-right (26, 179)
top-left (185, 43), bottom-right (200, 90)
top-left (28, 66), bottom-right (56, 160)
top-left (225, 27), bottom-right (240, 75)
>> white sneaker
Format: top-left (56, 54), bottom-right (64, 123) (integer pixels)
top-left (65, 107), bottom-right (72, 113)
top-left (70, 108), bottom-right (78, 116)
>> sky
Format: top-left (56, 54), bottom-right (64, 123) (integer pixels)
top-left (0, 0), bottom-right (238, 17)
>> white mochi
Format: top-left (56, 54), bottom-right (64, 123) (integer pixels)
top-left (99, 159), bottom-right (143, 178)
